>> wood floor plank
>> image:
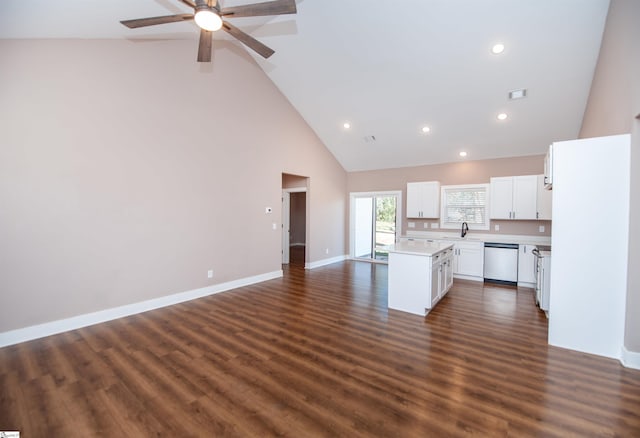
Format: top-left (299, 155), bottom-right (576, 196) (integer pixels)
top-left (1, 258), bottom-right (639, 436)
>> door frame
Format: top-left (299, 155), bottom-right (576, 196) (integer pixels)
top-left (282, 187), bottom-right (307, 264)
top-left (349, 191), bottom-right (402, 262)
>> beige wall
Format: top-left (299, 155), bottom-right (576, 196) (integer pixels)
top-left (348, 155), bottom-right (551, 237)
top-left (282, 173), bottom-right (308, 189)
top-left (0, 39), bottom-right (347, 333)
top-left (579, 0), bottom-right (640, 352)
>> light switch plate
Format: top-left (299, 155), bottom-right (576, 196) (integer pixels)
top-left (539, 225), bottom-right (545, 233)
top-left (423, 222), bottom-right (429, 228)
top-left (494, 224), bottom-right (500, 231)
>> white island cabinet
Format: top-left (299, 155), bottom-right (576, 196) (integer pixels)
top-left (387, 241), bottom-right (454, 316)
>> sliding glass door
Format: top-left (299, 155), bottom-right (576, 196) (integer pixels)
top-left (350, 192), bottom-right (401, 262)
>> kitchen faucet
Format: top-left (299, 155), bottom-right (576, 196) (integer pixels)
top-left (461, 222), bottom-right (469, 238)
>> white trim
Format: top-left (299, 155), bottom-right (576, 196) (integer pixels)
top-left (621, 346), bottom-right (640, 370)
top-left (0, 270), bottom-right (283, 348)
top-left (290, 242), bottom-right (306, 247)
top-left (305, 254), bottom-right (348, 269)
top-left (282, 190), bottom-right (291, 264)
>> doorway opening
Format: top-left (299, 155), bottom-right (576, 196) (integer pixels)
top-left (282, 174), bottom-right (309, 266)
top-left (350, 191), bottom-right (402, 262)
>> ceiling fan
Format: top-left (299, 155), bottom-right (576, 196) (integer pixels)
top-left (120, 0), bottom-right (297, 62)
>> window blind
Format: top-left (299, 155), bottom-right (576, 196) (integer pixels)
top-left (443, 186), bottom-right (487, 225)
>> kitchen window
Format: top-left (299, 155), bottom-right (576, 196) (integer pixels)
top-left (440, 184), bottom-right (490, 230)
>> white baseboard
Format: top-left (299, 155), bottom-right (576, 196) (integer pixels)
top-left (0, 270), bottom-right (283, 348)
top-left (621, 345), bottom-right (640, 369)
top-left (517, 281), bottom-right (536, 289)
top-left (305, 254), bottom-right (348, 269)
top-left (453, 274), bottom-right (484, 282)
top-left (290, 243), bottom-right (306, 247)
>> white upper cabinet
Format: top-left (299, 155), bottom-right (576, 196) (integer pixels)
top-left (536, 175), bottom-right (552, 220)
top-left (490, 175), bottom-right (537, 220)
top-left (407, 181), bottom-right (440, 218)
top-left (489, 177), bottom-right (514, 219)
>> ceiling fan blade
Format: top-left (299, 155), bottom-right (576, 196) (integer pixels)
top-left (178, 0), bottom-right (196, 8)
top-left (222, 21), bottom-right (275, 58)
top-left (197, 29), bottom-right (213, 62)
top-left (120, 14), bottom-right (193, 29)
top-left (220, 0), bottom-right (296, 18)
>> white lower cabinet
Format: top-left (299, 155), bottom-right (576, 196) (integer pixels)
top-left (452, 241), bottom-right (484, 279)
top-left (518, 244), bottom-right (537, 286)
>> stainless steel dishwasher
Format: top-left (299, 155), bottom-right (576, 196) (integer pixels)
top-left (483, 242), bottom-right (519, 284)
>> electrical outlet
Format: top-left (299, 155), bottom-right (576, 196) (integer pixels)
top-left (494, 224), bottom-right (500, 231)
top-left (539, 225), bottom-right (545, 233)
top-left (423, 222), bottom-right (429, 228)
top-left (207, 270), bottom-right (213, 279)
top-left (272, 223), bottom-right (277, 230)
top-left (408, 222), bottom-right (415, 228)
top-left (325, 248), bottom-right (329, 255)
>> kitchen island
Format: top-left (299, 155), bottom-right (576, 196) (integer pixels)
top-left (387, 240), bottom-right (454, 316)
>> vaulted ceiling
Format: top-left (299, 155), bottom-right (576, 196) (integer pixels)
top-left (0, 0), bottom-right (610, 171)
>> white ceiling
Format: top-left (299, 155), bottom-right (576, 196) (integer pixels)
top-left (0, 0), bottom-right (610, 171)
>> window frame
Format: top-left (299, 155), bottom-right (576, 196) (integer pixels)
top-left (439, 183), bottom-right (491, 230)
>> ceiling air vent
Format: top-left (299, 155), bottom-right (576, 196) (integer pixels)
top-left (363, 135), bottom-right (377, 143)
top-left (509, 88), bottom-right (527, 100)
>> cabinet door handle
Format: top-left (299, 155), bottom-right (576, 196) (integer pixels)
top-left (537, 212), bottom-right (539, 219)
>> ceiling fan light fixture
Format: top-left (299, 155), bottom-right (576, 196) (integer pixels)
top-left (194, 9), bottom-right (223, 31)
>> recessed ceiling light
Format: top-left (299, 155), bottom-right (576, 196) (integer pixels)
top-left (459, 151), bottom-right (468, 157)
top-left (421, 126), bottom-right (431, 133)
top-left (343, 122), bottom-right (351, 129)
top-left (491, 43), bottom-right (505, 54)
top-left (497, 113), bottom-right (508, 121)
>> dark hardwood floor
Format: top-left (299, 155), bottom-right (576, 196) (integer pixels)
top-left (1, 259), bottom-right (639, 436)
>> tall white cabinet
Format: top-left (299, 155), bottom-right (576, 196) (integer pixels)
top-left (548, 134), bottom-right (630, 360)
top-left (406, 181), bottom-right (440, 218)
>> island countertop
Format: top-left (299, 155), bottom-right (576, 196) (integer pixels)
top-left (386, 240), bottom-right (454, 257)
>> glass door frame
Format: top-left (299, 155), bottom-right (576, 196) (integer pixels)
top-left (349, 191), bottom-right (403, 263)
